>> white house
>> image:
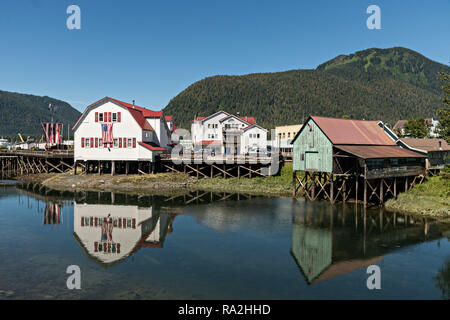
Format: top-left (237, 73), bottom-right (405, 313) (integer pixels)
top-left (73, 97), bottom-right (173, 172)
top-left (191, 111), bottom-right (267, 155)
top-left (393, 118), bottom-right (440, 138)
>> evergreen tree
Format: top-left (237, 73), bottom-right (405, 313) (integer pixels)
top-left (403, 118), bottom-right (429, 138)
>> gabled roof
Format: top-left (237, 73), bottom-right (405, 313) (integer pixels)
top-left (220, 114), bottom-right (252, 125)
top-left (194, 111), bottom-right (256, 125)
top-left (292, 116), bottom-right (396, 146)
top-left (108, 98), bottom-right (163, 118)
top-left (194, 111), bottom-right (230, 123)
top-left (393, 120), bottom-right (408, 131)
top-left (72, 97), bottom-right (168, 131)
top-left (243, 124), bottom-right (267, 132)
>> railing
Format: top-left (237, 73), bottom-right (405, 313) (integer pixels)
top-left (160, 153), bottom-right (278, 164)
top-left (0, 149), bottom-right (74, 158)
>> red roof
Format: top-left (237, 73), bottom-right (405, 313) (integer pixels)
top-left (73, 97), bottom-right (162, 131)
top-left (138, 142), bottom-right (165, 152)
top-left (239, 116), bottom-right (256, 124)
top-left (400, 138), bottom-right (450, 152)
top-left (127, 107), bottom-right (154, 131)
top-left (108, 97), bottom-right (163, 118)
top-left (195, 140), bottom-right (222, 145)
top-left (311, 116), bottom-right (396, 145)
top-left (165, 116), bottom-right (173, 121)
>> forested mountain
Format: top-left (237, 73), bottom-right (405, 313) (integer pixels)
top-left (164, 47), bottom-right (450, 130)
top-left (0, 90), bottom-right (81, 137)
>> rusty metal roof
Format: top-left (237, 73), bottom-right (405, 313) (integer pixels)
top-left (311, 116), bottom-right (396, 145)
top-left (335, 145), bottom-right (426, 159)
top-left (400, 138), bottom-right (450, 152)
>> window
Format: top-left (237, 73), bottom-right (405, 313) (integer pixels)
top-left (99, 113), bottom-right (104, 122)
top-left (85, 138), bottom-right (90, 148)
top-left (112, 113), bottom-right (117, 122)
top-left (99, 139), bottom-right (102, 146)
top-left (127, 139), bottom-right (132, 148)
top-left (208, 124), bottom-right (211, 129)
top-left (114, 139), bottom-right (118, 148)
top-left (257, 134), bottom-right (260, 138)
top-left (288, 132), bottom-right (291, 138)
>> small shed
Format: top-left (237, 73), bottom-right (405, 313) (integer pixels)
top-left (291, 116), bottom-right (426, 205)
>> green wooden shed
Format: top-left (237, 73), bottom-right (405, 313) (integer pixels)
top-left (291, 116), bottom-right (426, 206)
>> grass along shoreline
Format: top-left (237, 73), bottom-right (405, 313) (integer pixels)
top-left (15, 163), bottom-right (295, 197)
top-left (385, 173), bottom-right (450, 220)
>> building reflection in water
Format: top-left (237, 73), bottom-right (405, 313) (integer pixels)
top-left (291, 201), bottom-right (443, 285)
top-left (73, 200), bottom-right (177, 268)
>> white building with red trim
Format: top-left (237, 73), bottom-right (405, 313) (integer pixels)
top-left (73, 97), bottom-right (173, 166)
top-left (191, 111), bottom-right (267, 155)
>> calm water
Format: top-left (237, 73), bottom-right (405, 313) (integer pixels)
top-left (0, 183), bottom-right (448, 300)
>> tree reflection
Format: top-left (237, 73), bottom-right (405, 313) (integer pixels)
top-left (434, 257), bottom-right (450, 300)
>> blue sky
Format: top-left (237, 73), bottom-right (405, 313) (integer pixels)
top-left (0, 0), bottom-right (448, 112)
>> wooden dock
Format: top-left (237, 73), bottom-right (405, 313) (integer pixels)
top-left (0, 150), bottom-right (75, 178)
top-left (160, 154), bottom-right (281, 178)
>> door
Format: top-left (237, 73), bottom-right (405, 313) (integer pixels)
top-left (305, 151), bottom-right (319, 171)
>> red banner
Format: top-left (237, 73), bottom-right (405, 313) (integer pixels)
top-left (42, 123), bottom-right (62, 145)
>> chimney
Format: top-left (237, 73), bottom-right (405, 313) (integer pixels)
top-left (132, 100), bottom-right (135, 109)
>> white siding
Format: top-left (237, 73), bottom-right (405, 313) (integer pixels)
top-left (241, 127), bottom-right (268, 153)
top-left (74, 101), bottom-right (157, 161)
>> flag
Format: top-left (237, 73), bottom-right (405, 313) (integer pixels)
top-left (42, 123), bottom-right (62, 144)
top-left (101, 123), bottom-right (113, 144)
top-left (101, 219), bottom-right (114, 242)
